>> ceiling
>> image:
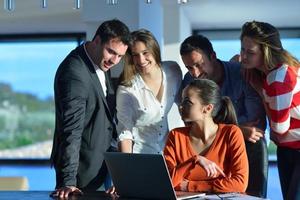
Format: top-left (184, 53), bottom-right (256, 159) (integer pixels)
top-left (0, 0), bottom-right (299, 34)
top-left (0, 0), bottom-right (83, 34)
top-left (182, 0), bottom-right (300, 30)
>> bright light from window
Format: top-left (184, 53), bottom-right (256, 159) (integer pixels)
top-left (211, 38), bottom-right (300, 61)
top-left (0, 42), bottom-right (77, 100)
top-left (0, 41), bottom-right (77, 158)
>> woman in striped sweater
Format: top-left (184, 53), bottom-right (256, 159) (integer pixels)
top-left (240, 20), bottom-right (300, 200)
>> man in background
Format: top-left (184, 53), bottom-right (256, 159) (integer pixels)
top-left (179, 35), bottom-right (268, 198)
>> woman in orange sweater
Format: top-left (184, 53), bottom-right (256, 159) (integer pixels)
top-left (164, 79), bottom-right (248, 193)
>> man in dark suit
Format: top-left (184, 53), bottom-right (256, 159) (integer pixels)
top-left (50, 19), bottom-right (131, 199)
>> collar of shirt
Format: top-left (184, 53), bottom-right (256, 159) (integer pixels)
top-left (133, 68), bottom-right (166, 92)
top-left (83, 42), bottom-right (107, 96)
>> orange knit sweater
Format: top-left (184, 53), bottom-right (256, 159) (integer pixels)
top-left (164, 124), bottom-right (248, 193)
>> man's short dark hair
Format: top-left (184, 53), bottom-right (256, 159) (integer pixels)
top-left (93, 19), bottom-right (131, 46)
top-left (180, 35), bottom-right (214, 58)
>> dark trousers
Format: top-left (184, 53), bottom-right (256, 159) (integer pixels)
top-left (277, 146), bottom-right (300, 200)
top-left (245, 138), bottom-right (268, 198)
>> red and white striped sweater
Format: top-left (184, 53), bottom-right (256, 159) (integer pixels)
top-left (263, 64), bottom-right (300, 149)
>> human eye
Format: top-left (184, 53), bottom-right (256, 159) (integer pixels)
top-left (195, 63), bottom-right (202, 68)
top-left (247, 50), bottom-right (255, 55)
top-left (240, 47), bottom-right (245, 53)
top-left (143, 51), bottom-right (151, 56)
top-left (131, 53), bottom-right (139, 58)
top-left (106, 48), bottom-right (117, 55)
top-left (181, 98), bottom-right (192, 107)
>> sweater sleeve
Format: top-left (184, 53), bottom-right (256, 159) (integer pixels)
top-left (188, 126), bottom-right (249, 193)
top-left (263, 66), bottom-right (296, 134)
top-left (164, 130), bottom-right (198, 188)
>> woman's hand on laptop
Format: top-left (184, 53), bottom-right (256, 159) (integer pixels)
top-left (50, 186), bottom-right (83, 199)
top-left (196, 155), bottom-right (226, 178)
top-left (180, 179), bottom-right (189, 191)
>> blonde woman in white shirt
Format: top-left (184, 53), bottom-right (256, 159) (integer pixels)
top-left (116, 29), bottom-right (182, 154)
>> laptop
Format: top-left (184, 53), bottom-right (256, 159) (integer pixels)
top-left (104, 152), bottom-right (205, 200)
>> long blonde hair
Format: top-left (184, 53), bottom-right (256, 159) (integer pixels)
top-left (241, 21), bottom-right (300, 71)
top-left (119, 29), bottom-right (162, 87)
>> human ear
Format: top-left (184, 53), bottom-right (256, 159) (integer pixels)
top-left (94, 35), bottom-right (102, 45)
top-left (210, 52), bottom-right (217, 60)
top-left (203, 104), bottom-right (214, 114)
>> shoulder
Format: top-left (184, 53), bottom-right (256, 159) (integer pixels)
top-left (267, 64), bottom-right (298, 84)
top-left (168, 127), bottom-right (190, 139)
top-left (162, 61), bottom-right (183, 92)
top-left (56, 46), bottom-right (87, 77)
top-left (162, 60), bottom-right (181, 70)
top-left (222, 61), bottom-right (242, 75)
top-left (216, 124), bottom-right (245, 150)
top-left (223, 60), bottom-right (241, 67)
top-left (117, 77), bottom-right (140, 95)
top-left (218, 124), bottom-right (243, 140)
top-left (117, 84), bottom-right (133, 94)
top-left (265, 64), bottom-right (298, 94)
top-left (182, 72), bottom-right (193, 89)
top-left (62, 45), bottom-right (84, 65)
top-left (162, 61), bottom-right (182, 78)
top-left (218, 123), bottom-right (237, 130)
top-left (222, 61), bottom-right (255, 91)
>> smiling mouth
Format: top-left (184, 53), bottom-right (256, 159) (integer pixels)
top-left (104, 61), bottom-right (112, 68)
top-left (139, 63), bottom-right (149, 68)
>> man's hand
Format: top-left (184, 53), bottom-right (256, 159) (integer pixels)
top-left (105, 186), bottom-right (116, 194)
top-left (50, 186), bottom-right (83, 199)
top-left (240, 125), bottom-right (264, 143)
top-left (230, 54), bottom-right (241, 63)
top-left (196, 155), bottom-right (226, 178)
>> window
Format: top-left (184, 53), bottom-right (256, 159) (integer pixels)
top-left (0, 34), bottom-right (84, 159)
top-left (212, 38), bottom-right (300, 61)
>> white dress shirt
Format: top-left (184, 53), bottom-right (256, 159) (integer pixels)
top-left (84, 43), bottom-right (107, 96)
top-left (116, 61), bottom-right (182, 154)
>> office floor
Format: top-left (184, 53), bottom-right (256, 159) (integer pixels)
top-left (0, 163), bottom-right (282, 199)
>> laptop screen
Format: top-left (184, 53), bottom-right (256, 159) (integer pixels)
top-left (104, 152), bottom-right (205, 200)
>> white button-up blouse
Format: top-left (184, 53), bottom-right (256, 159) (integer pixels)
top-left (116, 61), bottom-right (182, 154)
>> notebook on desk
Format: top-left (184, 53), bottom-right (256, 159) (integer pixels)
top-left (104, 152), bottom-right (205, 200)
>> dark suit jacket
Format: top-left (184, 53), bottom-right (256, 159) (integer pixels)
top-left (50, 44), bottom-right (116, 190)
